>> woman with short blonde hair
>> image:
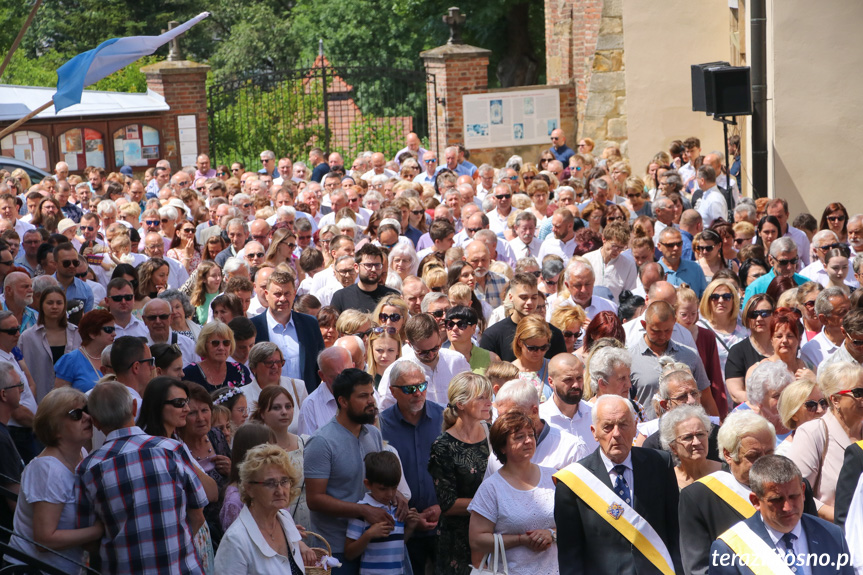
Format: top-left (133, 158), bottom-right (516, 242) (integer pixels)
top-left (184, 320), bottom-right (252, 393)
top-left (512, 314), bottom-right (553, 402)
top-left (551, 305), bottom-right (586, 353)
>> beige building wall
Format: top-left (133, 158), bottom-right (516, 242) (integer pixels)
top-left (768, 0), bottom-right (863, 216)
top-left (620, 0), bottom-right (730, 178)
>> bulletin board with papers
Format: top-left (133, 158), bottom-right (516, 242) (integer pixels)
top-left (463, 88), bottom-right (560, 149)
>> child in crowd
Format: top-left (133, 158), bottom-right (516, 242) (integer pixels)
top-left (345, 451), bottom-right (419, 575)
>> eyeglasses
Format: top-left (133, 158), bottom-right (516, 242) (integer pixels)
top-left (210, 339), bottom-right (231, 347)
top-left (361, 262), bottom-right (383, 271)
top-left (358, 326), bottom-right (397, 338)
top-left (748, 309), bottom-right (774, 319)
top-left (379, 312), bottom-right (402, 323)
top-left (335, 267), bottom-right (356, 277)
top-left (446, 319), bottom-right (476, 330)
top-left (246, 252), bottom-right (265, 259)
top-left (424, 159), bottom-right (437, 164)
top-left (674, 431), bottom-right (708, 446)
top-left (101, 326), bottom-right (116, 334)
top-left (109, 294), bottom-right (134, 302)
top-left (242, 203), bottom-right (253, 208)
top-left (562, 330), bottom-right (582, 339)
top-left (430, 308), bottom-right (451, 318)
top-left (660, 241), bottom-right (683, 249)
top-left (393, 382), bottom-right (428, 395)
top-left (67, 405), bottom-right (89, 421)
top-left (216, 172), bottom-right (227, 177)
top-left (261, 359), bottom-right (286, 368)
top-left (774, 256), bottom-right (799, 266)
top-left (709, 293), bottom-right (733, 302)
top-left (80, 225), bottom-right (95, 232)
top-left (180, 227), bottom-right (195, 233)
top-left (827, 215), bottom-right (847, 223)
top-left (1, 382), bottom-right (23, 392)
top-left (506, 176), bottom-right (519, 181)
top-left (60, 259), bottom-right (78, 268)
top-left (803, 399), bottom-right (829, 412)
top-left (818, 243), bottom-right (843, 251)
top-left (529, 270), bottom-right (542, 278)
top-left (143, 313), bottom-right (170, 321)
top-left (0, 327), bottom-right (18, 335)
top-left (164, 397), bottom-right (190, 408)
top-left (412, 343), bottom-right (440, 357)
top-left (837, 388), bottom-right (863, 399)
top-left (694, 244), bottom-right (716, 253)
top-left (494, 194), bottom-right (512, 200)
top-left (248, 477), bottom-right (292, 490)
top-left (523, 342), bottom-right (551, 352)
top-left (176, 181), bottom-right (191, 188)
top-left (411, 209), bottom-right (425, 216)
top-left (733, 237), bottom-right (751, 245)
top-left (145, 220), bottom-right (160, 227)
top-left (606, 215), bottom-right (625, 223)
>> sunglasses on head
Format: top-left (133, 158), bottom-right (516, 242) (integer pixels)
top-left (393, 382), bottom-right (428, 395)
top-left (523, 342), bottom-right (551, 352)
top-left (446, 319), bottom-right (476, 330)
top-left (803, 399), bottom-right (829, 412)
top-left (709, 293), bottom-right (733, 302)
top-left (164, 397), bottom-right (190, 408)
top-left (109, 294), bottom-right (134, 302)
top-left (379, 312), bottom-right (402, 323)
top-left (67, 405), bottom-right (88, 421)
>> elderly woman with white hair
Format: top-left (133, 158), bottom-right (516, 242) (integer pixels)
top-left (586, 346), bottom-right (646, 421)
top-left (788, 361), bottom-right (863, 521)
top-left (388, 240), bottom-right (419, 283)
top-left (739, 359), bottom-right (794, 444)
top-left (660, 404), bottom-right (721, 489)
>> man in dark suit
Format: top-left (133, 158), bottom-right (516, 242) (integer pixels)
top-left (709, 455), bottom-right (854, 575)
top-left (554, 394), bottom-right (683, 574)
top-left (834, 439), bottom-right (863, 529)
top-left (250, 269), bottom-right (325, 394)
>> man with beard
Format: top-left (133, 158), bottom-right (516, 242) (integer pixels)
top-left (2, 272), bottom-right (36, 333)
top-left (538, 207), bottom-right (578, 262)
top-left (541, 353), bottom-right (598, 452)
top-left (306, 368), bottom-right (408, 574)
top-left (464, 240), bottom-right (507, 309)
top-left (330, 244), bottom-right (398, 313)
top-left (32, 197), bottom-right (62, 234)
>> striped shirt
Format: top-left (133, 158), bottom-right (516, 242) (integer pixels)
top-left (346, 493), bottom-right (406, 575)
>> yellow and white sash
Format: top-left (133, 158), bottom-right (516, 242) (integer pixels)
top-left (697, 470), bottom-right (756, 519)
top-left (554, 463), bottom-right (676, 575)
top-left (717, 520), bottom-right (795, 575)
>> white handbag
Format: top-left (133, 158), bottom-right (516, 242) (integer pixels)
top-left (470, 533), bottom-right (510, 575)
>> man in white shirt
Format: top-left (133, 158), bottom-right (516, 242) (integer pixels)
top-left (678, 137), bottom-right (701, 182)
top-left (652, 196), bottom-right (679, 245)
top-left (297, 346), bottom-right (353, 436)
top-left (694, 165), bottom-right (727, 228)
top-left (551, 258), bottom-right (618, 321)
top-left (538, 207), bottom-right (578, 262)
top-left (413, 151), bottom-right (439, 186)
top-left (140, 232), bottom-right (189, 290)
top-left (583, 223), bottom-right (637, 301)
top-left (142, 299), bottom-right (198, 366)
top-left (0, 311), bottom-right (38, 460)
top-left (800, 230), bottom-right (858, 288)
top-left (105, 279), bottom-right (148, 338)
top-left (378, 314), bottom-right (471, 409)
top-left (394, 132), bottom-right (428, 166)
top-left (361, 152), bottom-right (397, 182)
top-left (309, 235), bottom-right (356, 293)
top-left (508, 211), bottom-right (541, 259)
top-left (486, 379), bottom-right (588, 475)
top-left (767, 197), bottom-right (811, 266)
top-left (486, 183), bottom-right (514, 237)
top-left (801, 288), bottom-right (849, 366)
top-left (540, 353), bottom-right (598, 453)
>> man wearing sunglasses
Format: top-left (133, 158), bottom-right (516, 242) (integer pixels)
top-left (379, 314), bottom-right (470, 410)
top-left (766, 197), bottom-right (811, 266)
top-left (142, 299), bottom-right (198, 366)
top-left (743, 237), bottom-right (809, 306)
top-left (487, 183), bottom-right (514, 237)
top-left (657, 227), bottom-right (708, 298)
top-left (801, 287), bottom-right (850, 367)
top-left (53, 243), bottom-right (94, 313)
top-left (104, 278), bottom-right (148, 338)
top-left (108, 336), bottom-right (155, 419)
top-left (822, 309), bottom-right (863, 370)
top-left (800, 230), bottom-right (858, 288)
top-left (331, 245), bottom-right (398, 314)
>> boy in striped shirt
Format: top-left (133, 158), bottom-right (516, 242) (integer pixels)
top-left (345, 451), bottom-right (419, 575)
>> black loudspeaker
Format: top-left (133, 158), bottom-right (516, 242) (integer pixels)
top-left (704, 65), bottom-right (752, 116)
top-left (691, 61), bottom-right (729, 112)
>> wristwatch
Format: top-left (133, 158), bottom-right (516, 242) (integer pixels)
top-left (550, 529), bottom-right (557, 543)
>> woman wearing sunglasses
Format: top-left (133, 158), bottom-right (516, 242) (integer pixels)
top-left (443, 306), bottom-right (497, 376)
top-left (167, 220), bottom-right (202, 274)
top-left (819, 202), bottom-right (849, 245)
top-left (6, 388), bottom-right (102, 572)
top-left (366, 327), bottom-right (401, 387)
top-left (745, 308), bottom-right (815, 387)
top-left (725, 294), bottom-right (775, 406)
top-left (20, 286), bottom-right (82, 402)
top-left (244, 342), bottom-right (308, 434)
top-left (53, 309), bottom-right (115, 393)
top-left (184, 321), bottom-right (252, 394)
top-left (788, 362), bottom-right (863, 522)
top-left (698, 279), bottom-right (749, 378)
top-left (550, 305), bottom-right (585, 354)
top-left (511, 315), bottom-right (554, 403)
top-left (776, 376), bottom-right (828, 456)
top-left (372, 294), bottom-right (409, 342)
top-left (693, 229), bottom-right (728, 283)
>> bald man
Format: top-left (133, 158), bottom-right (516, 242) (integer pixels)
top-left (549, 128), bottom-right (575, 165)
top-left (361, 152), bottom-right (397, 182)
top-left (540, 353), bottom-right (598, 452)
top-left (622, 280), bottom-right (697, 348)
top-left (395, 132), bottom-right (428, 166)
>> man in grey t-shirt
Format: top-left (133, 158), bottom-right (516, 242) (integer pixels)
top-left (304, 368), bottom-right (405, 574)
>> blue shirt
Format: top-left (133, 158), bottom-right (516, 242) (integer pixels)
top-left (53, 275), bottom-right (94, 313)
top-left (55, 349), bottom-right (102, 392)
top-left (680, 229), bottom-right (695, 261)
top-left (457, 160), bottom-right (477, 177)
top-left (379, 402), bottom-right (443, 520)
top-left (743, 269), bottom-right (809, 307)
top-left (660, 258), bottom-right (708, 298)
top-left (266, 310), bottom-right (302, 380)
top-left (1, 302), bottom-right (36, 333)
top-left (551, 144), bottom-right (575, 165)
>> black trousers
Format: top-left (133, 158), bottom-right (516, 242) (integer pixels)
top-left (407, 535), bottom-right (438, 575)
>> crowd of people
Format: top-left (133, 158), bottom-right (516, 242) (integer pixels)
top-left (0, 130), bottom-right (862, 575)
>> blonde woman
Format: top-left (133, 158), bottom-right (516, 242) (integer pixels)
top-left (184, 321), bottom-right (252, 393)
top-left (372, 294), bottom-right (409, 342)
top-left (428, 372), bottom-right (493, 575)
top-left (550, 305), bottom-right (586, 353)
top-left (698, 279), bottom-right (749, 376)
top-left (776, 376), bottom-right (828, 455)
top-left (511, 314), bottom-right (553, 403)
top-left (367, 328), bottom-right (401, 388)
top-left (336, 310), bottom-right (372, 339)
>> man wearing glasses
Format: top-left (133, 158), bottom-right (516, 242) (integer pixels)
top-left (259, 149), bottom-right (279, 178)
top-left (379, 313), bottom-right (470, 410)
top-left (549, 128), bottom-right (575, 165)
top-left (53, 243), bottom-right (94, 312)
top-left (414, 151), bottom-right (439, 185)
top-left (822, 308), bottom-right (863, 370)
top-left (800, 230), bottom-right (858, 287)
top-left (487, 183), bottom-right (514, 237)
top-left (743, 236), bottom-right (808, 306)
top-left (0, 310), bottom-right (38, 462)
top-left (142, 299), bottom-right (198, 365)
top-left (330, 245), bottom-right (398, 314)
top-left (169, 171), bottom-right (192, 192)
top-left (657, 227), bottom-right (708, 298)
top-left (104, 279), bottom-right (148, 338)
top-left (801, 287), bottom-right (850, 367)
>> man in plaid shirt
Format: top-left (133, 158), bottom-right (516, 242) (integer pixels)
top-left (76, 381), bottom-right (208, 574)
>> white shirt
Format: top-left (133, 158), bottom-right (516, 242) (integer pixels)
top-left (310, 267), bottom-right (340, 294)
top-left (378, 350), bottom-right (472, 410)
top-left (653, 221), bottom-right (679, 245)
top-left (319, 209), bottom-right (368, 230)
top-left (800, 330), bottom-right (841, 366)
top-left (361, 168), bottom-right (397, 182)
top-left (214, 506), bottom-right (305, 575)
top-left (146, 329), bottom-right (199, 366)
top-left (487, 208), bottom-right (512, 237)
top-left (113, 315), bottom-right (149, 339)
top-left (12, 219), bottom-right (35, 239)
top-left (297, 382), bottom-right (337, 436)
top-left (695, 185), bottom-right (728, 228)
top-left (583, 248), bottom-right (637, 301)
top-left (623, 312), bottom-right (698, 349)
top-left (485, 423), bottom-right (588, 476)
top-left (551, 294), bottom-right (618, 322)
top-left (799, 259), bottom-right (859, 288)
top-left (599, 449), bottom-right (635, 504)
top-left (539, 399), bottom-right (598, 453)
top-left (247, 296), bottom-right (267, 318)
top-left (508, 236), bottom-right (542, 259)
top-left (538, 235), bottom-right (577, 263)
top-left (241, 376), bottom-right (309, 435)
top-left (785, 225), bottom-right (812, 266)
top-left (0, 349), bottom-right (37, 428)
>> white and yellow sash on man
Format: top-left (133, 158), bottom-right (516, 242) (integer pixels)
top-left (554, 463), bottom-right (676, 575)
top-left (717, 520), bottom-right (796, 575)
top-left (697, 470), bottom-right (756, 518)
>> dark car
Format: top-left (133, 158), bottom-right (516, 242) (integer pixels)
top-left (0, 157), bottom-right (51, 183)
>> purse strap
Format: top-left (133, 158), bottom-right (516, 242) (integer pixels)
top-left (493, 533), bottom-right (509, 575)
top-left (813, 417), bottom-right (829, 496)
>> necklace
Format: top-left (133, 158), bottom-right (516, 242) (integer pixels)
top-left (194, 436), bottom-right (213, 460)
top-left (81, 346), bottom-right (101, 361)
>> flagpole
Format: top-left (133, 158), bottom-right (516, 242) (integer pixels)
top-left (0, 0), bottom-right (44, 79)
top-left (0, 99), bottom-right (53, 140)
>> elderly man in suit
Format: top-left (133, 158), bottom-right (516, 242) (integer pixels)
top-left (554, 394), bottom-right (682, 575)
top-left (708, 455), bottom-right (854, 575)
top-left (250, 269), bottom-right (325, 393)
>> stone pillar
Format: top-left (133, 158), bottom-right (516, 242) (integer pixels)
top-left (421, 44), bottom-right (491, 157)
top-left (140, 60), bottom-right (211, 171)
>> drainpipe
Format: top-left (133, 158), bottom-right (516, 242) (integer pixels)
top-left (750, 0), bottom-right (767, 198)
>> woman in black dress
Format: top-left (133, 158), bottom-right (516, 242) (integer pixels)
top-left (183, 320), bottom-right (252, 393)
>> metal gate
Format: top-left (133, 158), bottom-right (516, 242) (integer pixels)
top-left (207, 58), bottom-right (437, 169)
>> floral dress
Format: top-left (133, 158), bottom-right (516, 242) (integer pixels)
top-left (182, 361), bottom-right (252, 394)
top-left (428, 432), bottom-right (489, 575)
top-left (167, 247), bottom-right (203, 275)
